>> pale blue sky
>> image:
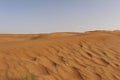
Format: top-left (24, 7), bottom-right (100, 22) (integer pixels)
top-left (0, 0), bottom-right (120, 33)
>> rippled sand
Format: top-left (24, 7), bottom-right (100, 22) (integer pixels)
top-left (0, 31), bottom-right (120, 80)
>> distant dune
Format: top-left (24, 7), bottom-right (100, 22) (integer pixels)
top-left (0, 31), bottom-right (120, 80)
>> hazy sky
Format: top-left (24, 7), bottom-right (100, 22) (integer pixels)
top-left (0, 0), bottom-right (120, 33)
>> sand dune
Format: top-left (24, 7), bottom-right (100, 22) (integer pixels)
top-left (0, 31), bottom-right (120, 80)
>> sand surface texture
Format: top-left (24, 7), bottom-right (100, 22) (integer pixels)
top-left (0, 31), bottom-right (120, 80)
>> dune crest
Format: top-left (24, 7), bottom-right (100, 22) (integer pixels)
top-left (0, 31), bottom-right (120, 80)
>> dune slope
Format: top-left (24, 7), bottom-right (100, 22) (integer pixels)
top-left (0, 31), bottom-right (120, 80)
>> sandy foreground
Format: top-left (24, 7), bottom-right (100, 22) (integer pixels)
top-left (0, 31), bottom-right (120, 80)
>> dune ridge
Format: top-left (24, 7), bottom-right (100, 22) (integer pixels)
top-left (0, 31), bottom-right (120, 80)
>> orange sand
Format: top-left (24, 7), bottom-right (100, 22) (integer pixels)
top-left (0, 31), bottom-right (120, 80)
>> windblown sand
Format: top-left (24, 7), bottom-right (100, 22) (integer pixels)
top-left (0, 31), bottom-right (120, 80)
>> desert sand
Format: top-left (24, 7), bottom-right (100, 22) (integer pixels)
top-left (0, 31), bottom-right (120, 80)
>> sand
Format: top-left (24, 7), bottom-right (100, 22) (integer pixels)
top-left (0, 31), bottom-right (120, 80)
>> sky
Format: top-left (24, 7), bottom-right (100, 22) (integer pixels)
top-left (0, 0), bottom-right (120, 33)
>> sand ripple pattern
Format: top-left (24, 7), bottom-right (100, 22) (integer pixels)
top-left (0, 31), bottom-right (120, 80)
